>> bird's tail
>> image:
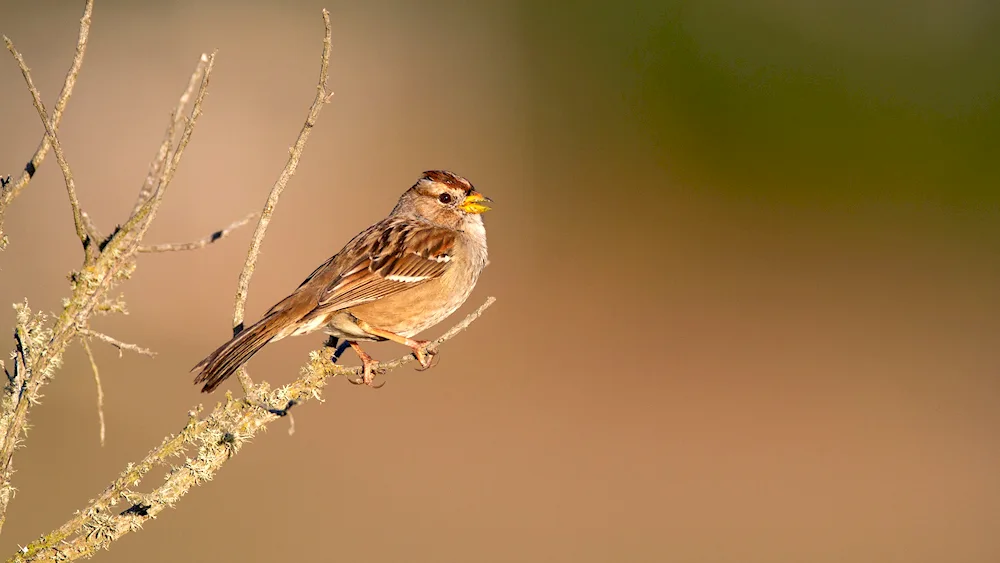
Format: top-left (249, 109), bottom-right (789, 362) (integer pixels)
top-left (192, 312), bottom-right (289, 393)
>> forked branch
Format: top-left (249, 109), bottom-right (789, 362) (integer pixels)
top-left (0, 47), bottom-right (216, 542)
top-left (4, 36), bottom-right (94, 259)
top-left (0, 0), bottom-right (93, 249)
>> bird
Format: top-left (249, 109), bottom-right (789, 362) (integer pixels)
top-left (191, 170), bottom-right (491, 392)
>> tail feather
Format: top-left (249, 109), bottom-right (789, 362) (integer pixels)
top-left (192, 313), bottom-right (287, 393)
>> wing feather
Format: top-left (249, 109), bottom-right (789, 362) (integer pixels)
top-left (315, 218), bottom-right (456, 311)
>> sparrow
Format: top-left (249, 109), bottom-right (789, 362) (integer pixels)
top-left (191, 170), bottom-right (491, 392)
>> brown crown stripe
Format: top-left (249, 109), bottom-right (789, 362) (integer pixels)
top-left (421, 170), bottom-right (473, 193)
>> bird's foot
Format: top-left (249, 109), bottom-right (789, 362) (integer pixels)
top-left (347, 342), bottom-right (385, 388)
top-left (347, 356), bottom-right (385, 388)
top-left (411, 340), bottom-right (437, 371)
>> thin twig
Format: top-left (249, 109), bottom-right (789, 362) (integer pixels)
top-left (79, 210), bottom-right (102, 248)
top-left (130, 61), bottom-right (206, 217)
top-left (138, 212), bottom-right (257, 253)
top-left (11, 296), bottom-right (495, 563)
top-left (116, 53), bottom-right (216, 252)
top-left (0, 0), bottom-right (92, 249)
top-left (79, 329), bottom-right (155, 357)
top-left (0, 51), bottom-right (217, 541)
top-left (230, 9), bottom-right (334, 394)
top-left (4, 36), bottom-right (94, 260)
top-left (428, 297), bottom-right (496, 351)
top-left (80, 339), bottom-right (106, 446)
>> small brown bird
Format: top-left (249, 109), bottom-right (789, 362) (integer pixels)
top-left (192, 170), bottom-right (491, 392)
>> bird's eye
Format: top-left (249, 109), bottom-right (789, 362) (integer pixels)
top-left (438, 193), bottom-right (453, 204)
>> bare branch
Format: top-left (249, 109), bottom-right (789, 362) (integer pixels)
top-left (81, 339), bottom-right (106, 446)
top-left (11, 297), bottom-right (495, 562)
top-left (4, 36), bottom-right (93, 260)
top-left (0, 51), bottom-right (218, 539)
top-left (79, 329), bottom-right (155, 357)
top-left (427, 296), bottom-right (496, 353)
top-left (230, 9), bottom-right (334, 394)
top-left (0, 0), bottom-right (92, 249)
top-left (114, 52), bottom-right (216, 254)
top-left (138, 212), bottom-right (257, 253)
top-left (79, 210), bottom-right (102, 247)
top-left (130, 59), bottom-right (206, 217)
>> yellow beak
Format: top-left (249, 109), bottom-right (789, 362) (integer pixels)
top-left (459, 191), bottom-right (492, 214)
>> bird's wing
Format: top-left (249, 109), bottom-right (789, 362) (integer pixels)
top-left (312, 218), bottom-right (457, 312)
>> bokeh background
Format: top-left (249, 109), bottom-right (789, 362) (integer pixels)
top-left (1, 0), bottom-right (999, 561)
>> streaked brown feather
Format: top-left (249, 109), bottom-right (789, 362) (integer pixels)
top-left (192, 311), bottom-right (291, 393)
top-left (315, 217), bottom-right (455, 311)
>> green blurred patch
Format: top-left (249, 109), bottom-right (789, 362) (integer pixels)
top-left (524, 0), bottom-right (1000, 207)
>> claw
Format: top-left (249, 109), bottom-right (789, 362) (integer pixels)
top-left (414, 351), bottom-right (439, 372)
top-left (410, 340), bottom-right (437, 371)
top-left (347, 359), bottom-right (383, 387)
top-left (361, 358), bottom-right (380, 386)
top-left (346, 365), bottom-right (384, 387)
top-left (347, 341), bottom-right (385, 388)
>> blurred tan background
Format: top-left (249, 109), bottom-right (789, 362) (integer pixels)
top-left (1, 0), bottom-right (999, 561)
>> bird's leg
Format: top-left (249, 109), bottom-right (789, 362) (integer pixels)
top-left (353, 319), bottom-right (436, 370)
top-left (326, 336), bottom-right (350, 363)
top-left (347, 341), bottom-right (384, 388)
